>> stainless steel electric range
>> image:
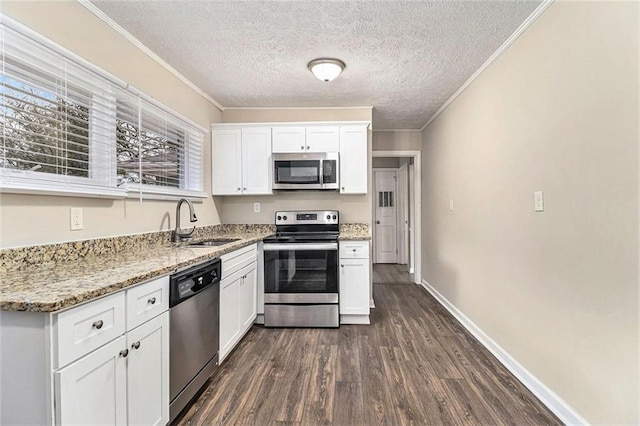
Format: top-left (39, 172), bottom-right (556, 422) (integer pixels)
top-left (262, 210), bottom-right (339, 327)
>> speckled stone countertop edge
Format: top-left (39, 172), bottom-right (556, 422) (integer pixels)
top-left (0, 223), bottom-right (370, 313)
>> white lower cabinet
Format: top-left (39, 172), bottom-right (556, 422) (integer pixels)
top-left (339, 240), bottom-right (371, 324)
top-left (55, 336), bottom-right (127, 425)
top-left (55, 309), bottom-right (169, 426)
top-left (220, 244), bottom-right (258, 363)
top-left (126, 312), bottom-right (170, 426)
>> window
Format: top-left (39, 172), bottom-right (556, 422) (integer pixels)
top-left (0, 19), bottom-right (205, 198)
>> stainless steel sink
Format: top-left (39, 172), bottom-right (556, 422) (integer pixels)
top-left (186, 238), bottom-right (240, 247)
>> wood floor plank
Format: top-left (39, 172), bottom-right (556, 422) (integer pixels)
top-left (301, 344), bottom-right (338, 425)
top-left (332, 382), bottom-right (364, 425)
top-left (175, 264), bottom-right (561, 426)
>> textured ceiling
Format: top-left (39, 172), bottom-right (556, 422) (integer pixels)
top-left (91, 0), bottom-right (542, 130)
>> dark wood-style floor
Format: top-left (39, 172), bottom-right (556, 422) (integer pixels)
top-left (175, 264), bottom-right (561, 425)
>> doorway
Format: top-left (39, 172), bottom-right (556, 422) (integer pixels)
top-left (372, 150), bottom-right (421, 284)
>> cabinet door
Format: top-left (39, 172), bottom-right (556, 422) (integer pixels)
top-left (306, 126), bottom-right (339, 153)
top-left (339, 259), bottom-right (370, 315)
top-left (242, 127), bottom-right (272, 195)
top-left (55, 336), bottom-right (127, 426)
top-left (272, 127), bottom-right (306, 153)
top-left (238, 263), bottom-right (257, 332)
top-left (339, 126), bottom-right (368, 194)
top-left (212, 129), bottom-right (242, 195)
top-left (220, 272), bottom-right (241, 362)
top-left (127, 312), bottom-right (169, 426)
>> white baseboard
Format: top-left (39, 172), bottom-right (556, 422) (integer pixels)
top-left (370, 298), bottom-right (376, 308)
top-left (420, 279), bottom-right (587, 426)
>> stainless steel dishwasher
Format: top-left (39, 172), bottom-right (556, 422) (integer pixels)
top-left (169, 258), bottom-right (221, 422)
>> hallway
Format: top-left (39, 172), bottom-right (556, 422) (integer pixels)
top-left (175, 266), bottom-right (560, 425)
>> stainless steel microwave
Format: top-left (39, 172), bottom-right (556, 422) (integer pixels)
top-left (272, 153), bottom-right (339, 190)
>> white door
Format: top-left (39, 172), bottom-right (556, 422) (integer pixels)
top-left (271, 127), bottom-right (306, 153)
top-left (211, 129), bottom-right (242, 195)
top-left (305, 126), bottom-right (339, 152)
top-left (55, 336), bottom-right (127, 425)
top-left (374, 170), bottom-right (397, 263)
top-left (127, 312), bottom-right (169, 426)
top-left (241, 127), bottom-right (272, 194)
top-left (397, 161), bottom-right (409, 265)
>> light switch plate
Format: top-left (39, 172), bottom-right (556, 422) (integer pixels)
top-left (70, 208), bottom-right (83, 230)
top-left (253, 202), bottom-right (261, 213)
top-left (534, 191), bottom-right (544, 212)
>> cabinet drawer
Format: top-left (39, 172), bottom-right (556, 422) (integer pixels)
top-left (126, 275), bottom-right (169, 331)
top-left (339, 241), bottom-right (369, 259)
top-left (221, 244), bottom-right (257, 278)
top-left (55, 292), bottom-right (125, 368)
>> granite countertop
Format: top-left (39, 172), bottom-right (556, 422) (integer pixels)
top-left (0, 223), bottom-right (370, 313)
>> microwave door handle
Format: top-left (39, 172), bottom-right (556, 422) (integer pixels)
top-left (319, 159), bottom-right (324, 186)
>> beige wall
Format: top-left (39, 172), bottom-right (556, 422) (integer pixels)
top-left (0, 1), bottom-right (223, 248)
top-left (373, 130), bottom-right (422, 151)
top-left (372, 157), bottom-right (400, 168)
top-left (219, 108), bottom-right (373, 224)
top-left (421, 2), bottom-right (638, 424)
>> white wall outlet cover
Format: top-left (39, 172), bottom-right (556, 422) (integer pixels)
top-left (534, 191), bottom-right (544, 212)
top-left (253, 202), bottom-right (261, 213)
top-left (70, 207), bottom-right (83, 230)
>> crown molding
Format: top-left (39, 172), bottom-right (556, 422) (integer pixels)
top-left (223, 106), bottom-right (373, 110)
top-left (420, 0), bottom-right (555, 131)
top-left (78, 0), bottom-right (225, 112)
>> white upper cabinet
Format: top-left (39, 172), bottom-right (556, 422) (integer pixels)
top-left (271, 127), bottom-right (306, 153)
top-left (241, 128), bottom-right (272, 194)
top-left (272, 126), bottom-right (339, 153)
top-left (212, 127), bottom-right (272, 195)
top-left (305, 126), bottom-right (339, 152)
top-left (339, 126), bottom-right (368, 194)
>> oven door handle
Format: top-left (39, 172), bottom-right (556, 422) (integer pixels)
top-left (263, 242), bottom-right (338, 251)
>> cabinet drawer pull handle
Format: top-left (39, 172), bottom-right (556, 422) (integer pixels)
top-left (148, 297), bottom-right (156, 305)
top-left (119, 349), bottom-right (129, 358)
top-left (132, 341), bottom-right (141, 350)
top-left (92, 320), bottom-right (104, 330)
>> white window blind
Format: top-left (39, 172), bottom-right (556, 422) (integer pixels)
top-left (115, 89), bottom-right (204, 195)
top-left (1, 18), bottom-right (206, 199)
top-left (1, 24), bottom-right (119, 196)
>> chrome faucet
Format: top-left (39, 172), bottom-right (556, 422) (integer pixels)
top-left (173, 198), bottom-right (197, 242)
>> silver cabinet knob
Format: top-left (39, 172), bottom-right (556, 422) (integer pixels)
top-left (148, 297), bottom-right (156, 305)
top-left (352, 248), bottom-right (356, 252)
top-left (341, 264), bottom-right (344, 268)
top-left (306, 146), bottom-right (309, 150)
top-left (131, 341), bottom-right (141, 350)
top-left (301, 145), bottom-right (305, 150)
top-left (376, 220), bottom-right (381, 224)
top-left (92, 320), bottom-right (104, 330)
top-left (341, 187), bottom-right (345, 190)
top-left (237, 187), bottom-right (241, 191)
top-left (119, 349), bottom-right (129, 358)
top-left (243, 187), bottom-right (247, 190)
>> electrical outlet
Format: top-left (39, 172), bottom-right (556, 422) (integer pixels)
top-left (534, 191), bottom-right (544, 212)
top-left (449, 199), bottom-right (454, 212)
top-left (70, 208), bottom-right (83, 230)
top-left (253, 202), bottom-right (261, 213)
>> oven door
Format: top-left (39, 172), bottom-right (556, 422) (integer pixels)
top-left (263, 242), bottom-right (338, 303)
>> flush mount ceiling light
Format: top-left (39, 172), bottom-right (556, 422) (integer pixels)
top-left (307, 58), bottom-right (346, 82)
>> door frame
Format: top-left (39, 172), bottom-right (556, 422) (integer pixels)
top-left (372, 168), bottom-right (399, 264)
top-left (372, 150), bottom-right (421, 284)
top-left (397, 160), bottom-right (409, 266)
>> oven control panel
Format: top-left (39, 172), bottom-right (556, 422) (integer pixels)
top-left (275, 210), bottom-right (339, 225)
